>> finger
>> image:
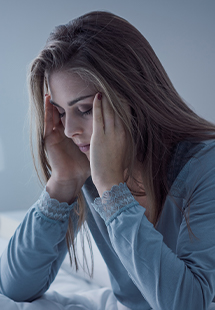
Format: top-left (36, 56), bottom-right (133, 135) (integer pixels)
top-left (93, 93), bottom-right (104, 136)
top-left (44, 95), bottom-right (53, 137)
top-left (101, 95), bottom-right (115, 134)
top-left (52, 104), bottom-right (61, 128)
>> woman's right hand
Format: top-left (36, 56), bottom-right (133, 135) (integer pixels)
top-left (44, 95), bottom-right (90, 203)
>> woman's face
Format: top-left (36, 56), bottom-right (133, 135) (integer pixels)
top-left (48, 70), bottom-right (96, 160)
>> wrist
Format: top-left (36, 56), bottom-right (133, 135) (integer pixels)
top-left (46, 176), bottom-right (82, 204)
top-left (96, 178), bottom-right (124, 197)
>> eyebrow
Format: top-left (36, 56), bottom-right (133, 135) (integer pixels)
top-left (50, 94), bottom-right (95, 108)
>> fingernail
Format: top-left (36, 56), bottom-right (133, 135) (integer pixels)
top-left (97, 92), bottom-right (102, 100)
top-left (45, 93), bottom-right (48, 97)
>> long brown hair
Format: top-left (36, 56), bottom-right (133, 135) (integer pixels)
top-left (28, 11), bottom-right (215, 270)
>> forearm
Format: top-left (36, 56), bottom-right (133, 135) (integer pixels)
top-left (0, 189), bottom-right (77, 302)
top-left (92, 183), bottom-right (215, 310)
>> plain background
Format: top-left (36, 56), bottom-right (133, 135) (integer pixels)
top-left (0, 0), bottom-right (214, 212)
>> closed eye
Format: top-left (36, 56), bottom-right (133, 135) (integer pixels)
top-left (79, 108), bottom-right (92, 116)
top-left (59, 111), bottom-right (65, 118)
top-left (49, 100), bottom-right (65, 118)
top-left (53, 106), bottom-right (65, 118)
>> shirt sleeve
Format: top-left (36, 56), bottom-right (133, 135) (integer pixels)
top-left (0, 188), bottom-right (77, 302)
top-left (92, 149), bottom-right (215, 309)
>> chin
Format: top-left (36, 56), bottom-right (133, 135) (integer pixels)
top-left (86, 152), bottom-right (90, 161)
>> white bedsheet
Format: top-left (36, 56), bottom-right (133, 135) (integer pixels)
top-left (0, 272), bottom-right (121, 310)
top-left (1, 236), bottom-right (215, 310)
top-left (0, 236), bottom-right (130, 310)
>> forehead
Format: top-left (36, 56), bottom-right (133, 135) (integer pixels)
top-left (48, 70), bottom-right (96, 100)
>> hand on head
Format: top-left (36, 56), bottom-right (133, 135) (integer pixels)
top-left (44, 90), bottom-right (128, 198)
top-left (90, 93), bottom-right (127, 196)
top-left (44, 94), bottom-right (91, 201)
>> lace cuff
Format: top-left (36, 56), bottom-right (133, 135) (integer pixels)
top-left (37, 188), bottom-right (77, 222)
top-left (92, 183), bottom-right (136, 225)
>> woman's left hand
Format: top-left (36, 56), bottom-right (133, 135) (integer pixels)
top-left (90, 93), bottom-right (128, 197)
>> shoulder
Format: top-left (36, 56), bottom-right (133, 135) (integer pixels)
top-left (170, 139), bottom-right (215, 200)
top-left (188, 139), bottom-right (215, 171)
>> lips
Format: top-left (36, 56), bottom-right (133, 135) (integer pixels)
top-left (77, 144), bottom-right (90, 153)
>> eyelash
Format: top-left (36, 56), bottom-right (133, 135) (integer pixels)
top-left (58, 108), bottom-right (92, 118)
top-left (59, 112), bottom-right (65, 118)
top-left (80, 108), bottom-right (92, 116)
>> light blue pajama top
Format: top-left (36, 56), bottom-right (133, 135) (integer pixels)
top-left (0, 139), bottom-right (215, 310)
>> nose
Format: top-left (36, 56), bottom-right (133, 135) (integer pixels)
top-left (63, 115), bottom-right (83, 138)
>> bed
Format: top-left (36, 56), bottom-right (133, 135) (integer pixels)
top-left (0, 234), bottom-right (130, 310)
top-left (1, 233), bottom-right (215, 310)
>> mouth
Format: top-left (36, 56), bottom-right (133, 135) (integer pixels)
top-left (77, 144), bottom-right (90, 153)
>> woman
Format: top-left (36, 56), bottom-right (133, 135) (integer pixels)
top-left (1, 11), bottom-right (215, 309)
